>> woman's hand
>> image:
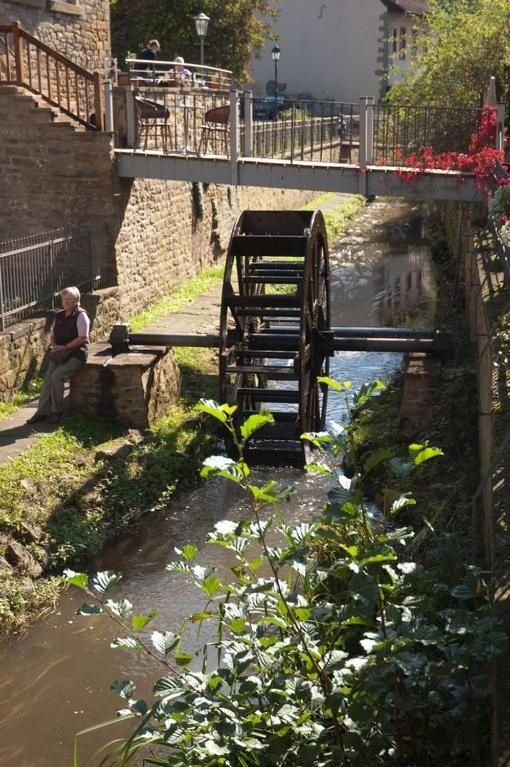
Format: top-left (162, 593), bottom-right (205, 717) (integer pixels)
top-left (51, 344), bottom-right (67, 351)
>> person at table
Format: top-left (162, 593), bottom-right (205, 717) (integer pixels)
top-left (174, 56), bottom-right (193, 83)
top-left (136, 39), bottom-right (160, 78)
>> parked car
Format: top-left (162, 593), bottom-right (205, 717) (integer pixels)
top-left (252, 96), bottom-right (285, 121)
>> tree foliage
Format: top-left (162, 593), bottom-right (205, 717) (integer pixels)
top-left (387, 0), bottom-right (510, 107)
top-left (110, 0), bottom-right (279, 83)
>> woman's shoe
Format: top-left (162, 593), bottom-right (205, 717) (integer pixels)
top-left (26, 413), bottom-right (47, 424)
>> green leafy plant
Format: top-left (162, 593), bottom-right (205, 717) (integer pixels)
top-left (67, 381), bottom-right (505, 766)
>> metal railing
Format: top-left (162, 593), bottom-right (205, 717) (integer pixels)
top-left (124, 90), bottom-right (504, 173)
top-left (373, 104), bottom-right (485, 166)
top-left (0, 21), bottom-right (104, 129)
top-left (126, 58), bottom-right (232, 92)
top-left (0, 224), bottom-right (109, 330)
top-left (245, 98), bottom-right (360, 164)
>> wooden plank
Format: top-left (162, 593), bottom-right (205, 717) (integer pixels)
top-left (232, 235), bottom-right (307, 257)
top-left (226, 365), bottom-right (297, 379)
top-left (237, 388), bottom-right (300, 403)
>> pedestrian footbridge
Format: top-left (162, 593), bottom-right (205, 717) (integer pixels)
top-left (113, 89), bottom-right (507, 202)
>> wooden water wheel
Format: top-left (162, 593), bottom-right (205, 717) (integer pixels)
top-left (219, 210), bottom-right (331, 464)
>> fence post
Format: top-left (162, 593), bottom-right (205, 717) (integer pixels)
top-left (126, 85), bottom-right (136, 148)
top-left (358, 97), bottom-right (368, 196)
top-left (104, 79), bottom-right (114, 133)
top-left (92, 71), bottom-right (104, 131)
top-left (230, 89), bottom-right (239, 185)
top-left (12, 21), bottom-right (24, 86)
top-left (243, 89), bottom-right (253, 158)
top-left (0, 261), bottom-right (5, 332)
top-left (366, 96), bottom-right (375, 165)
top-left (496, 103), bottom-right (506, 152)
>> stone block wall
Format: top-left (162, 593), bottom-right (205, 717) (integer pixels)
top-left (113, 178), bottom-right (315, 318)
top-left (0, 86), bottom-right (116, 239)
top-left (0, 0), bottom-right (110, 71)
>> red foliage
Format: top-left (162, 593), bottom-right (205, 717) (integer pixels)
top-left (392, 106), bottom-right (506, 193)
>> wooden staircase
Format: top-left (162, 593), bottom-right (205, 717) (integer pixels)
top-left (0, 21), bottom-right (104, 130)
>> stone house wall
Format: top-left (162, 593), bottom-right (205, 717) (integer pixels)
top-left (0, 0), bottom-right (110, 71)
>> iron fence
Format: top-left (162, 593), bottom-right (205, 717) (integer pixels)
top-left (0, 223), bottom-right (109, 329)
top-left (246, 99), bottom-right (360, 164)
top-left (373, 104), bottom-right (484, 166)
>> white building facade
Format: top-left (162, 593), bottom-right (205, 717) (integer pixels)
top-left (250, 0), bottom-right (428, 103)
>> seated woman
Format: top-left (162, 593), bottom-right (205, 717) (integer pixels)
top-left (27, 287), bottom-right (90, 425)
top-left (174, 56), bottom-right (193, 84)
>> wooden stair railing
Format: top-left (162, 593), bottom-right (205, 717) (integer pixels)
top-left (0, 21), bottom-right (103, 130)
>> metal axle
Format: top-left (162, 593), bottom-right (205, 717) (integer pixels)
top-left (109, 324), bottom-right (451, 356)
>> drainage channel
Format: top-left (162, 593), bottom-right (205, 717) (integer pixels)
top-left (0, 200), bottom-right (434, 767)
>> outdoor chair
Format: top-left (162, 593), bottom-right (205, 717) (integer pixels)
top-left (198, 104), bottom-right (230, 159)
top-left (136, 96), bottom-right (172, 152)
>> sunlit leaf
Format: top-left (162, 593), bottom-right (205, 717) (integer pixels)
top-left (111, 637), bottom-right (144, 650)
top-left (364, 447), bottom-right (392, 473)
top-left (111, 679), bottom-right (135, 700)
top-left (131, 611), bottom-right (157, 631)
top-left (92, 571), bottom-right (122, 594)
top-left (240, 411), bottom-right (274, 440)
top-left (151, 630), bottom-right (180, 656)
top-left (64, 570), bottom-right (89, 590)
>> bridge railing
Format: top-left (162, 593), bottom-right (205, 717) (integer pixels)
top-left (125, 58), bottom-right (232, 92)
top-left (122, 88), bottom-right (504, 170)
top-left (372, 103), bottom-right (485, 166)
top-left (242, 97), bottom-right (360, 164)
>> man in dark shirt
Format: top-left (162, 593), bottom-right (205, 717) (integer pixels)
top-left (136, 39), bottom-right (160, 79)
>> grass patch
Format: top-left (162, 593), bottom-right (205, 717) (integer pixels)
top-left (0, 347), bottom-right (218, 637)
top-left (130, 264), bottom-right (224, 332)
top-left (301, 193), bottom-right (366, 242)
top-left (0, 378), bottom-right (43, 421)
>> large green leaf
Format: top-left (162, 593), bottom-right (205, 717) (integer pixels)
top-left (240, 410), bottom-right (274, 440)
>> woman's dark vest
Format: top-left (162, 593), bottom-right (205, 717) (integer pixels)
top-left (53, 307), bottom-right (89, 362)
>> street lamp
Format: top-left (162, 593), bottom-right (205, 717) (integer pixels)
top-left (194, 12), bottom-right (210, 67)
top-left (271, 45), bottom-right (281, 121)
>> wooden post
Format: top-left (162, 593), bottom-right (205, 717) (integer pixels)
top-left (230, 89), bottom-right (239, 185)
top-left (93, 70), bottom-right (104, 130)
top-left (103, 79), bottom-right (114, 133)
top-left (12, 21), bottom-right (24, 86)
top-left (243, 89), bottom-right (253, 158)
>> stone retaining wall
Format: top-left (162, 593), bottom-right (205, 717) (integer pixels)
top-left (0, 0), bottom-right (111, 71)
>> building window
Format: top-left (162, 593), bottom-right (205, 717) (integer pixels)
top-left (399, 27), bottom-right (407, 60)
top-left (392, 28), bottom-right (398, 56)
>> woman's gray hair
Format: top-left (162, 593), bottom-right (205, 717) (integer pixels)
top-left (61, 286), bottom-right (81, 302)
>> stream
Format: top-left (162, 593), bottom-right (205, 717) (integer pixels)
top-left (0, 199), bottom-right (435, 767)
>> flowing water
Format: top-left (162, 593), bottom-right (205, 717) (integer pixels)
top-left (0, 199), bottom-right (435, 767)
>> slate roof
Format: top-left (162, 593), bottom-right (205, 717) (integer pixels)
top-left (380, 0), bottom-right (429, 14)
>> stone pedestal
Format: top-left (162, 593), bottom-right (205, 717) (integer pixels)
top-left (399, 353), bottom-right (440, 436)
top-left (70, 342), bottom-right (181, 428)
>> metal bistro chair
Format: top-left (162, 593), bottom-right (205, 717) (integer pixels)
top-left (136, 96), bottom-right (172, 152)
top-left (198, 104), bottom-right (230, 159)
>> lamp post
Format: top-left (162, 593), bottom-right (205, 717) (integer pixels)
top-left (271, 45), bottom-right (280, 121)
top-left (194, 12), bottom-right (210, 67)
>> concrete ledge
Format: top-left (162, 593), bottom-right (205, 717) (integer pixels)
top-left (48, 0), bottom-right (83, 14)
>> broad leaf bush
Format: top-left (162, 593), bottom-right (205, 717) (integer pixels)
top-left (67, 380), bottom-right (506, 766)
